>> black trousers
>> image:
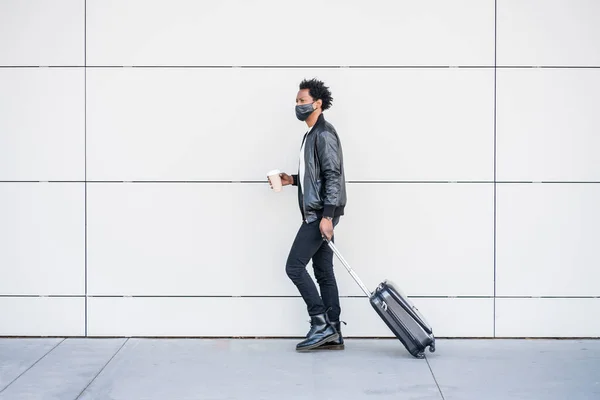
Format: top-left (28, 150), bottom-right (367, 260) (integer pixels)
top-left (285, 217), bottom-right (341, 322)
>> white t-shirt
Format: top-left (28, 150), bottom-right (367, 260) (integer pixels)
top-left (298, 125), bottom-right (314, 195)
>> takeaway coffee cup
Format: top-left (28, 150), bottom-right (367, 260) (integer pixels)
top-left (267, 169), bottom-right (282, 192)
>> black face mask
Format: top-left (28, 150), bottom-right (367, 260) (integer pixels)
top-left (295, 103), bottom-right (315, 121)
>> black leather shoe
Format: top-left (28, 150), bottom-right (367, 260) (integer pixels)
top-left (296, 314), bottom-right (339, 352)
top-left (318, 321), bottom-right (346, 350)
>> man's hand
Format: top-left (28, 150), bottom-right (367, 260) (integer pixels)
top-left (280, 173), bottom-right (294, 186)
top-left (268, 172), bottom-right (294, 189)
top-left (320, 218), bottom-right (334, 241)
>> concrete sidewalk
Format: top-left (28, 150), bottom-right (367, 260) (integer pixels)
top-left (0, 338), bottom-right (599, 400)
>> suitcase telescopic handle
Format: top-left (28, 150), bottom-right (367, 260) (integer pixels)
top-left (324, 238), bottom-right (372, 297)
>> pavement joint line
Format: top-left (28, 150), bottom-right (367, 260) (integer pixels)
top-left (425, 355), bottom-right (446, 400)
top-left (0, 338), bottom-right (66, 395)
top-left (74, 338), bottom-right (130, 400)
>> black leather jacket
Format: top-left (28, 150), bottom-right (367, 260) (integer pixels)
top-left (292, 113), bottom-right (347, 223)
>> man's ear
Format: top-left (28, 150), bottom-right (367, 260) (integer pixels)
top-left (315, 99), bottom-right (323, 110)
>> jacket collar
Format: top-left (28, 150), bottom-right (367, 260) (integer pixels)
top-left (311, 112), bottom-right (326, 130)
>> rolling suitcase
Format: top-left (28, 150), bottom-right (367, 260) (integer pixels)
top-left (326, 239), bottom-right (436, 358)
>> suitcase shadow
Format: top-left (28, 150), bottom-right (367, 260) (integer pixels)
top-left (347, 339), bottom-right (427, 359)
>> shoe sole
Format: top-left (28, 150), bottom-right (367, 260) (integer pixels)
top-left (316, 343), bottom-right (345, 350)
top-left (296, 333), bottom-right (339, 352)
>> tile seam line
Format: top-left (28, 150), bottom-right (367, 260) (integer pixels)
top-left (74, 338), bottom-right (129, 400)
top-left (493, 0), bottom-right (498, 338)
top-left (2, 65), bottom-right (599, 68)
top-left (0, 65), bottom-right (493, 69)
top-left (84, 0), bottom-right (88, 338)
top-left (0, 294), bottom-right (600, 300)
top-left (0, 338), bottom-right (66, 395)
top-left (0, 65), bottom-right (600, 69)
top-left (5, 181), bottom-right (600, 184)
top-left (82, 181), bottom-right (493, 184)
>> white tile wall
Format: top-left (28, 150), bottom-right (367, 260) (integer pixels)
top-left (87, 182), bottom-right (299, 296)
top-left (496, 298), bottom-right (600, 337)
top-left (87, 67), bottom-right (492, 182)
top-left (1, 2), bottom-right (597, 338)
top-left (86, 0), bottom-right (494, 66)
top-left (496, 69), bottom-right (600, 182)
top-left (0, 297), bottom-right (84, 336)
top-left (332, 69), bottom-right (494, 182)
top-left (86, 67), bottom-right (306, 182)
top-left (497, 0), bottom-right (600, 66)
top-left (88, 296), bottom-right (492, 337)
top-left (0, 183), bottom-right (85, 295)
top-left (86, 183), bottom-right (492, 297)
top-left (406, 298), bottom-right (494, 338)
top-left (335, 183), bottom-right (494, 297)
top-left (0, 68), bottom-right (85, 181)
top-left (0, 0), bottom-right (84, 66)
top-left (496, 184), bottom-right (600, 297)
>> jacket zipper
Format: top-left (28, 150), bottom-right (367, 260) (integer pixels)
top-left (300, 133), bottom-right (308, 223)
top-left (301, 179), bottom-right (307, 223)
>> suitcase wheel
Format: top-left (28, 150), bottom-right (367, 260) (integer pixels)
top-left (429, 344), bottom-right (436, 353)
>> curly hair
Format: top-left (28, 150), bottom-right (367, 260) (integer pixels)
top-left (299, 78), bottom-right (333, 111)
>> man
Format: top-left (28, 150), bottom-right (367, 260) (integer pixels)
top-left (269, 78), bottom-right (347, 351)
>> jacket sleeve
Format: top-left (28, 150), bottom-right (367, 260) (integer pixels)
top-left (316, 130), bottom-right (342, 218)
top-left (291, 174), bottom-right (299, 186)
